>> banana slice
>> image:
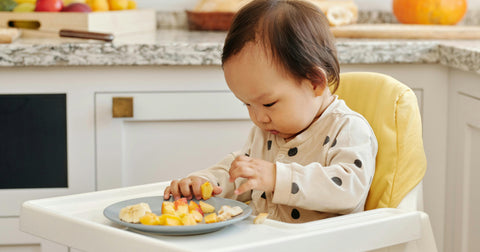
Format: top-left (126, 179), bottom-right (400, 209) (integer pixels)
top-left (119, 203), bottom-right (152, 223)
top-left (217, 205), bottom-right (244, 222)
top-left (326, 6), bottom-right (355, 27)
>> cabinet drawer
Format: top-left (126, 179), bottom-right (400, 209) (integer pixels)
top-left (95, 91), bottom-right (252, 190)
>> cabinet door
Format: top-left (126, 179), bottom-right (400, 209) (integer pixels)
top-left (0, 93), bottom-right (94, 217)
top-left (95, 91), bottom-right (252, 190)
top-left (449, 93), bottom-right (480, 252)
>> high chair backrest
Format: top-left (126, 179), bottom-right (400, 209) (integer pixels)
top-left (333, 72), bottom-right (427, 210)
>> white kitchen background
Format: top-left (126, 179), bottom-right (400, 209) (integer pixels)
top-left (135, 0), bottom-right (480, 11)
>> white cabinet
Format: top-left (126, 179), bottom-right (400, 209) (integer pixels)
top-left (95, 91), bottom-right (252, 190)
top-left (445, 69), bottom-right (480, 252)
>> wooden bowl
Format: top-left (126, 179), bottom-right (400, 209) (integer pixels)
top-left (186, 11), bottom-right (235, 31)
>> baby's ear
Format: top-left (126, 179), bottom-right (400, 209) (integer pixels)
top-left (308, 67), bottom-right (328, 96)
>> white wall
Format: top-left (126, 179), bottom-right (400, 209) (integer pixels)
top-left (137, 0), bottom-right (480, 11)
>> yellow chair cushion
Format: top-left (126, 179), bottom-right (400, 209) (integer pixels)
top-left (333, 72), bottom-right (427, 209)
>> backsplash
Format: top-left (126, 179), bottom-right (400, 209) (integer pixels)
top-left (156, 10), bottom-right (480, 29)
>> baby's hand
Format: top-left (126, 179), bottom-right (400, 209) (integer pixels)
top-left (229, 156), bottom-right (276, 195)
top-left (163, 176), bottom-right (222, 200)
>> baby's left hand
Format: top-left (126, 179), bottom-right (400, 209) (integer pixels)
top-left (229, 155), bottom-right (276, 195)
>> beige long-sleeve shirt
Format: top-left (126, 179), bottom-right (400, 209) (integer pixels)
top-left (190, 97), bottom-right (378, 223)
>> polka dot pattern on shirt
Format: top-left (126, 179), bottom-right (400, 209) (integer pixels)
top-left (291, 182), bottom-right (299, 194)
top-left (332, 177), bottom-right (342, 186)
top-left (331, 138), bottom-right (337, 147)
top-left (354, 159), bottom-right (362, 168)
top-left (291, 209), bottom-right (300, 219)
top-left (267, 140), bottom-right (272, 150)
top-left (261, 192), bottom-right (266, 199)
top-left (323, 136), bottom-right (330, 146)
top-left (288, 147), bottom-right (298, 156)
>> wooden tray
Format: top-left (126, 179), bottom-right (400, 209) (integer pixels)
top-left (331, 24), bottom-right (480, 39)
top-left (0, 9), bottom-right (156, 36)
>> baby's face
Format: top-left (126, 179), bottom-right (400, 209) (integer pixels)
top-left (223, 43), bottom-right (324, 141)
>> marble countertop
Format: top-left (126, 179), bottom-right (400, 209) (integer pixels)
top-left (1, 29), bottom-right (479, 74)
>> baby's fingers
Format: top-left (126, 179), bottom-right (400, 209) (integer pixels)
top-left (235, 179), bottom-right (257, 195)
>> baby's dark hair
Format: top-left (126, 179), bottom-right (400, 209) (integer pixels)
top-left (222, 0), bottom-right (340, 93)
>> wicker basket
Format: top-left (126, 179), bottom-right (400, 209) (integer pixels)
top-left (186, 10), bottom-right (235, 31)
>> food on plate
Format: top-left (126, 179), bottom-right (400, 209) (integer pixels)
top-left (201, 181), bottom-right (213, 200)
top-left (181, 214), bottom-right (198, 226)
top-left (119, 197), bottom-right (245, 226)
top-left (188, 200), bottom-right (204, 215)
top-left (161, 201), bottom-right (176, 215)
top-left (217, 205), bottom-right (243, 221)
top-left (204, 213), bottom-right (218, 224)
top-left (118, 202), bottom-right (152, 223)
top-left (199, 201), bottom-right (215, 214)
top-left (253, 213), bottom-right (269, 224)
top-left (139, 212), bottom-right (160, 225)
top-left (174, 198), bottom-right (189, 217)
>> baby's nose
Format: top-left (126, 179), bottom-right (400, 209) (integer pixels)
top-left (253, 108), bottom-right (270, 123)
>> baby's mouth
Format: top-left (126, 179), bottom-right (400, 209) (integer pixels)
top-left (268, 130), bottom-right (279, 135)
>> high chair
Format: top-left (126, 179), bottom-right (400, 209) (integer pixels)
top-left (332, 72), bottom-right (437, 251)
top-left (18, 72), bottom-right (438, 252)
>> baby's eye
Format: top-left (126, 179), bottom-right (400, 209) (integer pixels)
top-left (263, 102), bottom-right (276, 107)
top-left (243, 103), bottom-right (251, 107)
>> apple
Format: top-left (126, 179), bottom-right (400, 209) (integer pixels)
top-left (61, 3), bottom-right (92, 12)
top-left (35, 0), bottom-right (63, 12)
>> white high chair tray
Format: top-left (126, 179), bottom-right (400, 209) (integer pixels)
top-left (20, 182), bottom-right (425, 252)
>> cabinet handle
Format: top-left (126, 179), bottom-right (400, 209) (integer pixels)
top-left (112, 97), bottom-right (133, 118)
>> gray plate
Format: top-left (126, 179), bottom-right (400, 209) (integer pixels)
top-left (103, 196), bottom-right (252, 235)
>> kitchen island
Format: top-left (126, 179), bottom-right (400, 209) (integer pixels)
top-left (1, 29), bottom-right (479, 252)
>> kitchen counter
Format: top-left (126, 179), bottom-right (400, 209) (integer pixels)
top-left (0, 29), bottom-right (479, 74)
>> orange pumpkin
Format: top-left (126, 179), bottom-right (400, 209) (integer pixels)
top-left (393, 0), bottom-right (467, 25)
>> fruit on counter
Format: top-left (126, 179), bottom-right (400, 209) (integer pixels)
top-left (393, 0), bottom-right (467, 25)
top-left (108, 0), bottom-right (126, 10)
top-left (118, 202), bottom-right (152, 223)
top-left (200, 181), bottom-right (213, 200)
top-left (34, 0), bottom-right (62, 11)
top-left (126, 0), bottom-right (135, 9)
top-left (61, 2), bottom-right (91, 12)
top-left (0, 0), bottom-right (17, 11)
top-left (63, 0), bottom-right (86, 5)
top-left (87, 0), bottom-right (108, 11)
top-left (13, 2), bottom-right (35, 11)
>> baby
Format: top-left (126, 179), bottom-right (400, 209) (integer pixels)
top-left (164, 0), bottom-right (378, 223)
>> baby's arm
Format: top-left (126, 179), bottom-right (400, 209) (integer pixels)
top-left (164, 127), bottom-right (257, 202)
top-left (272, 116), bottom-right (378, 214)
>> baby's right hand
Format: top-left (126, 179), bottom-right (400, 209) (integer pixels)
top-left (163, 176), bottom-right (222, 200)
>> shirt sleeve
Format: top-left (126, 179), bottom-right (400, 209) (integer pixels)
top-left (187, 126), bottom-right (257, 202)
top-left (272, 116), bottom-right (378, 214)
